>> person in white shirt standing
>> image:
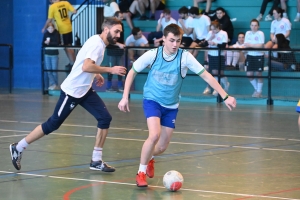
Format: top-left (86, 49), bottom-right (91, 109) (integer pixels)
top-left (244, 19), bottom-right (265, 98)
top-left (177, 6), bottom-right (194, 48)
top-left (9, 18), bottom-right (127, 172)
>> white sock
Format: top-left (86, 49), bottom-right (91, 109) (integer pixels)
top-left (257, 82), bottom-right (263, 93)
top-left (16, 138), bottom-right (28, 153)
top-left (250, 79), bottom-right (258, 91)
top-left (92, 147), bottom-right (102, 161)
top-left (138, 164), bottom-right (147, 174)
top-left (151, 156), bottom-right (154, 160)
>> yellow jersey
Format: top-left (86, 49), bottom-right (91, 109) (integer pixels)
top-left (48, 1), bottom-right (75, 34)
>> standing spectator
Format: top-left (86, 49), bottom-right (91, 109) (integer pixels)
top-left (125, 27), bottom-right (149, 64)
top-left (188, 6), bottom-right (211, 57)
top-left (265, 7), bottom-right (291, 52)
top-left (244, 19), bottom-right (265, 98)
top-left (280, 0), bottom-right (288, 18)
top-left (177, 6), bottom-right (194, 48)
top-left (106, 11), bottom-right (126, 92)
top-left (9, 18), bottom-right (127, 172)
top-left (42, 0), bottom-right (77, 71)
top-left (42, 22), bottom-right (61, 91)
top-left (294, 0), bottom-right (300, 22)
top-left (226, 32), bottom-right (246, 69)
top-left (256, 0), bottom-right (280, 21)
top-left (118, 24), bottom-right (236, 187)
top-left (215, 7), bottom-right (234, 44)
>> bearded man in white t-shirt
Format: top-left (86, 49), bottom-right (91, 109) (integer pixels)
top-left (9, 18), bottom-right (127, 172)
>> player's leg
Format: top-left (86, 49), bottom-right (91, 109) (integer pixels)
top-left (79, 89), bottom-right (115, 172)
top-left (62, 32), bottom-right (76, 69)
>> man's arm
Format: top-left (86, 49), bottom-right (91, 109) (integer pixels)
top-left (82, 58), bottom-right (126, 75)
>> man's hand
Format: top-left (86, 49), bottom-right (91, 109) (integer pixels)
top-left (224, 96), bottom-right (237, 111)
top-left (110, 66), bottom-right (127, 76)
top-left (118, 98), bottom-right (130, 112)
top-left (95, 74), bottom-right (104, 87)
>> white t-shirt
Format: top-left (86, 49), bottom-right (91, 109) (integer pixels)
top-left (133, 48), bottom-right (205, 77)
top-left (177, 16), bottom-right (194, 38)
top-left (158, 17), bottom-right (177, 31)
top-left (61, 35), bottom-right (106, 98)
top-left (191, 15), bottom-right (211, 40)
top-left (270, 18), bottom-right (291, 40)
top-left (104, 2), bottom-right (120, 17)
top-left (245, 30), bottom-right (265, 56)
top-left (125, 34), bottom-right (148, 46)
top-left (205, 30), bottom-right (228, 56)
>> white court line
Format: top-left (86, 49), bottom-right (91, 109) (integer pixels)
top-left (0, 171), bottom-right (298, 200)
top-left (0, 134), bottom-right (27, 138)
top-left (0, 120), bottom-right (18, 123)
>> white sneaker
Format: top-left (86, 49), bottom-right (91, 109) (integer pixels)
top-left (294, 16), bottom-right (300, 22)
top-left (256, 14), bottom-right (262, 21)
top-left (252, 91), bottom-right (262, 98)
top-left (48, 84), bottom-right (57, 90)
top-left (291, 64), bottom-right (296, 70)
top-left (230, 18), bottom-right (237, 22)
top-left (212, 90), bottom-right (218, 96)
top-left (203, 87), bottom-right (211, 94)
top-left (224, 82), bottom-right (230, 92)
top-left (265, 14), bottom-right (272, 21)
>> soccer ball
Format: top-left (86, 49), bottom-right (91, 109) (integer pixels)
top-left (163, 170), bottom-right (184, 191)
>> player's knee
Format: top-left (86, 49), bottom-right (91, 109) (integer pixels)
top-left (42, 117), bottom-right (62, 135)
top-left (97, 113), bottom-right (112, 129)
top-left (148, 134), bottom-right (160, 144)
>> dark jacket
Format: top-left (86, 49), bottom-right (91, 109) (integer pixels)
top-left (42, 29), bottom-right (61, 55)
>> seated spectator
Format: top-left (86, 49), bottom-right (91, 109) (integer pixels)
top-left (177, 6), bottom-right (194, 48)
top-left (106, 11), bottom-right (126, 92)
top-left (199, 20), bottom-right (229, 96)
top-left (215, 7), bottom-right (234, 44)
top-left (256, 0), bottom-right (280, 21)
top-left (294, 0), bottom-right (300, 22)
top-left (148, 0), bottom-right (166, 20)
top-left (188, 6), bottom-right (211, 57)
top-left (265, 7), bottom-right (291, 53)
top-left (125, 27), bottom-right (149, 64)
top-left (147, 8), bottom-right (176, 46)
top-left (226, 32), bottom-right (246, 69)
top-left (127, 0), bottom-right (149, 20)
top-left (271, 33), bottom-right (297, 71)
top-left (42, 22), bottom-right (61, 91)
top-left (193, 0), bottom-right (216, 16)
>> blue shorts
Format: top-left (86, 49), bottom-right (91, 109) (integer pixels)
top-left (143, 99), bottom-right (178, 128)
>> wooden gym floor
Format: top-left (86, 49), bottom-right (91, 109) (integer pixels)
top-left (0, 90), bottom-right (299, 200)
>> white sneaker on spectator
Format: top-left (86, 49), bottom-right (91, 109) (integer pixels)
top-left (230, 18), bottom-right (237, 22)
top-left (256, 14), bottom-right (263, 21)
top-left (294, 16), bottom-right (300, 22)
top-left (291, 64), bottom-right (296, 70)
top-left (48, 84), bottom-right (57, 90)
top-left (252, 91), bottom-right (262, 98)
top-left (265, 14), bottom-right (272, 21)
top-left (224, 82), bottom-right (230, 92)
top-left (212, 90), bottom-right (218, 96)
top-left (203, 87), bottom-right (211, 94)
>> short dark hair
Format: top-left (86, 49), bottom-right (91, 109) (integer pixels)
top-left (178, 6), bottom-right (188, 14)
top-left (273, 7), bottom-right (284, 16)
top-left (101, 17), bottom-right (122, 30)
top-left (189, 7), bottom-right (199, 15)
top-left (163, 24), bottom-right (184, 37)
top-left (237, 32), bottom-right (245, 37)
top-left (215, 7), bottom-right (226, 13)
top-left (132, 27), bottom-right (141, 36)
top-left (163, 8), bottom-right (171, 15)
top-left (250, 19), bottom-right (260, 26)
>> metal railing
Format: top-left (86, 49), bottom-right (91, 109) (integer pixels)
top-left (0, 44), bottom-right (13, 93)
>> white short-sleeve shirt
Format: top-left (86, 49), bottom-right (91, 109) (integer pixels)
top-left (270, 18), bottom-right (291, 40)
top-left (104, 2), bottom-right (120, 17)
top-left (158, 17), bottom-right (177, 31)
top-left (191, 15), bottom-right (211, 40)
top-left (177, 16), bottom-right (194, 38)
top-left (125, 34), bottom-right (148, 46)
top-left (61, 35), bottom-right (106, 98)
top-left (245, 30), bottom-right (265, 56)
top-left (205, 30), bottom-right (228, 56)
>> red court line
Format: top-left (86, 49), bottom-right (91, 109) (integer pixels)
top-left (234, 187), bottom-right (300, 200)
top-left (63, 183), bottom-right (103, 200)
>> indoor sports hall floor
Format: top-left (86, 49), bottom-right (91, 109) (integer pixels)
top-left (0, 90), bottom-right (300, 200)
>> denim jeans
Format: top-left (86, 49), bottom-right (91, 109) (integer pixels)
top-left (44, 55), bottom-right (58, 87)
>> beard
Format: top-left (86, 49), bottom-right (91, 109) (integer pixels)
top-left (107, 31), bottom-right (118, 44)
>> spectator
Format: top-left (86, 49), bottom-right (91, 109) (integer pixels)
top-left (200, 21), bottom-right (229, 96)
top-left (280, 0), bottom-right (288, 19)
top-left (148, 0), bottom-right (166, 20)
top-left (42, 0), bottom-right (77, 71)
top-left (294, 0), bottom-right (300, 22)
top-left (215, 7), bottom-right (234, 44)
top-left (193, 0), bottom-right (215, 16)
top-left (226, 32), bottom-right (246, 70)
top-left (177, 6), bottom-right (194, 48)
top-left (42, 22), bottom-right (61, 91)
top-left (265, 7), bottom-right (291, 52)
top-left (271, 33), bottom-right (297, 71)
top-left (125, 27), bottom-right (149, 64)
top-left (244, 19), bottom-right (265, 98)
top-left (147, 8), bottom-right (177, 46)
top-left (256, 0), bottom-right (280, 21)
top-left (106, 11), bottom-right (126, 92)
top-left (188, 6), bottom-right (211, 57)
top-left (127, 0), bottom-right (150, 20)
